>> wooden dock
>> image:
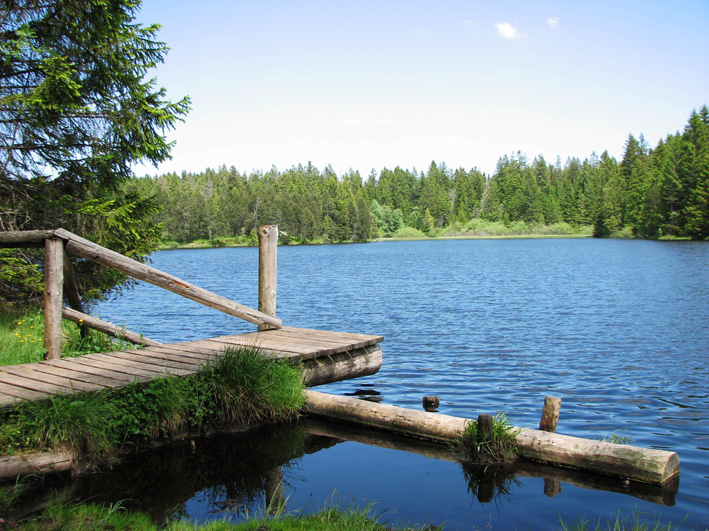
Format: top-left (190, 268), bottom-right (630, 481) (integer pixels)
top-left (0, 327), bottom-right (384, 409)
top-left (0, 226), bottom-right (384, 409)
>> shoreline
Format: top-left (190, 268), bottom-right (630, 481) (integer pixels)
top-left (157, 231), bottom-right (597, 251)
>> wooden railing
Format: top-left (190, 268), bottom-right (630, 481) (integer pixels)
top-left (0, 226), bottom-right (281, 359)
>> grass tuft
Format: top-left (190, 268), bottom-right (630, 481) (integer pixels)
top-left (203, 347), bottom-right (306, 426)
top-left (454, 413), bottom-right (519, 464)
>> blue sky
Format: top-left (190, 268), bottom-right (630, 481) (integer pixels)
top-left (133, 0), bottom-right (709, 177)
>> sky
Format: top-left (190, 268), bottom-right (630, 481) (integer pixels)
top-left (132, 0), bottom-right (709, 177)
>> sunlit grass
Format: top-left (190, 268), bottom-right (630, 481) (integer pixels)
top-left (9, 499), bottom-right (438, 531)
top-left (0, 309), bottom-right (134, 366)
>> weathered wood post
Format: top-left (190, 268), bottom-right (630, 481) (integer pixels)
top-left (43, 237), bottom-right (64, 359)
top-left (258, 225), bottom-right (278, 331)
top-left (539, 396), bottom-right (562, 433)
top-left (477, 413), bottom-right (494, 441)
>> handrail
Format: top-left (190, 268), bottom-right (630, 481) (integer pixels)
top-left (0, 227), bottom-right (282, 358)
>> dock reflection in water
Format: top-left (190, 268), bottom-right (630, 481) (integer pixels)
top-left (9, 419), bottom-right (678, 529)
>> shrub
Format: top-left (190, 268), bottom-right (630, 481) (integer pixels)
top-left (391, 226), bottom-right (427, 239)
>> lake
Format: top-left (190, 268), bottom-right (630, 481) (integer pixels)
top-left (81, 238), bottom-right (708, 529)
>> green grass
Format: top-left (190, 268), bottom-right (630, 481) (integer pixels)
top-left (600, 430), bottom-right (634, 445)
top-left (556, 510), bottom-right (685, 531)
top-left (454, 413), bottom-right (519, 464)
top-left (0, 310), bottom-right (135, 366)
top-left (0, 346), bottom-right (306, 466)
top-left (8, 501), bottom-right (689, 531)
top-left (9, 500), bottom-right (437, 531)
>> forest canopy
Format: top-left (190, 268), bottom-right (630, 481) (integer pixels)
top-left (137, 106), bottom-right (709, 245)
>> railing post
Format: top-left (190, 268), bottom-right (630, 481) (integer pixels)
top-left (258, 225), bottom-right (278, 331)
top-left (44, 237), bottom-right (64, 359)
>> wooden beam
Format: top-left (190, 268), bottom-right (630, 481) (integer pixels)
top-left (54, 228), bottom-right (282, 329)
top-left (43, 237), bottom-right (63, 360)
top-left (0, 230), bottom-right (55, 248)
top-left (301, 345), bottom-right (383, 387)
top-left (258, 225), bottom-right (278, 331)
top-left (61, 307), bottom-right (162, 347)
top-left (303, 390), bottom-right (680, 485)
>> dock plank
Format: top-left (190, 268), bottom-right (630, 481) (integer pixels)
top-left (22, 363), bottom-right (120, 388)
top-left (0, 327), bottom-right (384, 408)
top-left (0, 371), bottom-right (74, 397)
top-left (0, 365), bottom-right (98, 393)
top-left (41, 359), bottom-right (146, 385)
top-left (101, 351), bottom-right (201, 372)
top-left (87, 352), bottom-right (193, 376)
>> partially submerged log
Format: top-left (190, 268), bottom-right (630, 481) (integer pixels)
top-left (304, 389), bottom-right (467, 441)
top-left (514, 428), bottom-right (679, 486)
top-left (303, 390), bottom-right (679, 485)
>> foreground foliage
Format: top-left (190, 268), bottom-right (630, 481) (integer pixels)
top-left (0, 347), bottom-right (305, 464)
top-left (3, 500), bottom-right (687, 531)
top-left (7, 499), bottom-right (435, 531)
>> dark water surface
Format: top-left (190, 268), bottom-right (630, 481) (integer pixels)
top-left (84, 239), bottom-right (708, 529)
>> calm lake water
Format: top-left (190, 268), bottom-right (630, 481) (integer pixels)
top-left (82, 239), bottom-right (708, 529)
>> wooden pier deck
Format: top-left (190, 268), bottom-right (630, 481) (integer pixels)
top-left (0, 327), bottom-right (384, 409)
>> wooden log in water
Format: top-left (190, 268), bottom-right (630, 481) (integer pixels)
top-left (514, 427), bottom-right (679, 486)
top-left (0, 451), bottom-right (73, 477)
top-left (303, 390), bottom-right (680, 485)
top-left (304, 389), bottom-right (467, 441)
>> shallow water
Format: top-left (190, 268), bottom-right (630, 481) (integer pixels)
top-left (84, 238), bottom-right (709, 529)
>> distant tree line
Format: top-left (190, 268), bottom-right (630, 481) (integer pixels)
top-left (134, 106), bottom-right (708, 243)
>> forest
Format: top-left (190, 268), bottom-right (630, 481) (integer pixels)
top-left (133, 106), bottom-right (709, 245)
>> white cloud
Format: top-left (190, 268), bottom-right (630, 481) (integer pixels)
top-left (548, 16), bottom-right (560, 28)
top-left (495, 22), bottom-right (524, 39)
